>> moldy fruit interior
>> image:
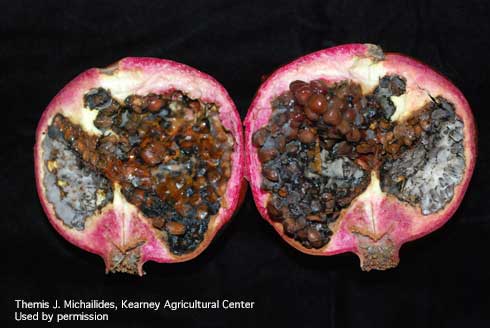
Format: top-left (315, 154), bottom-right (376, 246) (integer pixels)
top-left (35, 58), bottom-right (245, 275)
top-left (245, 44), bottom-right (476, 270)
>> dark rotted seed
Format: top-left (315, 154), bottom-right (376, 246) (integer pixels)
top-left (261, 179), bottom-right (277, 191)
top-left (160, 119), bottom-right (172, 130)
top-left (129, 188), bottom-right (146, 206)
top-left (356, 143), bottom-right (375, 154)
top-left (402, 136), bottom-right (413, 146)
top-left (349, 97), bottom-right (361, 111)
top-left (126, 95), bottom-right (147, 113)
top-left (306, 228), bottom-right (324, 248)
top-left (274, 91), bottom-right (294, 106)
top-left (166, 221), bottom-right (186, 235)
top-left (276, 135), bottom-right (286, 152)
top-left (386, 142), bottom-right (401, 154)
top-left (278, 187), bottom-right (288, 197)
top-left (329, 97), bottom-right (344, 113)
top-left (140, 142), bottom-right (165, 166)
top-left (296, 217), bottom-right (307, 230)
top-left (152, 218), bottom-right (166, 229)
top-left (252, 127), bottom-right (268, 147)
top-left (304, 106), bottom-right (320, 121)
top-left (84, 88), bottom-right (112, 110)
top-left (336, 83), bottom-right (350, 99)
top-left (420, 120), bottom-right (431, 131)
top-left (159, 107), bottom-right (171, 117)
top-left (148, 97), bottom-right (164, 112)
top-left (326, 128), bottom-right (342, 139)
top-left (325, 199), bottom-right (335, 209)
top-left (324, 139), bottom-right (337, 150)
top-left (273, 112), bottom-right (288, 126)
top-left (321, 192), bottom-right (333, 201)
top-left (128, 134), bottom-right (141, 146)
top-left (338, 196), bottom-right (354, 207)
top-left (356, 155), bottom-right (372, 170)
top-left (282, 125), bottom-right (298, 141)
top-left (289, 202), bottom-right (304, 217)
top-left (289, 80), bottom-right (308, 93)
top-left (346, 128), bottom-right (361, 142)
top-left (296, 229), bottom-right (308, 240)
top-left (363, 129), bottom-right (376, 142)
top-left (298, 128), bottom-right (316, 144)
top-left (207, 170), bottom-right (220, 184)
top-left (184, 187), bottom-right (194, 198)
top-left (258, 146), bottom-right (278, 162)
top-left (294, 85), bottom-right (313, 105)
top-left (323, 108), bottom-right (342, 126)
top-left (279, 185), bottom-right (291, 198)
top-left (311, 200), bottom-right (321, 213)
top-left (407, 116), bottom-right (419, 125)
top-left (47, 124), bottom-right (63, 139)
top-left (348, 83), bottom-right (362, 100)
top-left (362, 107), bottom-right (378, 123)
top-left (290, 108), bottom-right (305, 127)
top-left (194, 118), bottom-right (210, 133)
top-left (382, 75), bottom-right (406, 96)
top-left (394, 124), bottom-right (416, 144)
top-left (196, 205), bottom-right (209, 220)
top-left (283, 218), bottom-right (298, 235)
top-left (353, 112), bottom-right (364, 127)
top-left (171, 90), bottom-right (185, 101)
top-left (98, 142), bottom-right (117, 154)
top-left (286, 141), bottom-right (299, 153)
top-left (267, 201), bottom-right (283, 220)
top-left (306, 214), bottom-right (323, 222)
top-left (308, 94), bottom-right (328, 114)
top-left (393, 124), bottom-right (405, 138)
top-left (343, 109), bottom-right (357, 122)
top-left (414, 125), bottom-right (422, 136)
top-left (208, 202), bottom-right (220, 215)
top-left (94, 113), bottom-right (113, 129)
top-left (310, 79), bottom-right (329, 94)
top-left (316, 120), bottom-right (330, 133)
top-left (378, 119), bottom-right (391, 130)
top-left (334, 141), bottom-right (352, 156)
top-left (337, 119), bottom-right (351, 135)
top-left (189, 100), bottom-right (201, 112)
top-left (263, 167), bottom-right (279, 181)
top-left (140, 148), bottom-right (158, 166)
top-left (287, 190), bottom-right (301, 204)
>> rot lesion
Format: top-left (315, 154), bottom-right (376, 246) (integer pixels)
top-left (255, 73), bottom-right (466, 250)
top-left (43, 87), bottom-right (235, 255)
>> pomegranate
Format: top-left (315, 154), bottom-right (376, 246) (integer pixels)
top-left (245, 44), bottom-right (476, 270)
top-left (34, 58), bottom-right (245, 275)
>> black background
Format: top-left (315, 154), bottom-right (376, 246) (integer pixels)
top-left (2, 0), bottom-right (489, 327)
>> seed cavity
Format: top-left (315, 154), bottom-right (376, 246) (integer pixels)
top-left (43, 89), bottom-right (234, 254)
top-left (255, 75), bottom-right (465, 249)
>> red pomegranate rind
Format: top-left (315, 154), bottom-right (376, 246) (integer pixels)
top-left (245, 44), bottom-right (476, 270)
top-left (35, 58), bottom-right (245, 275)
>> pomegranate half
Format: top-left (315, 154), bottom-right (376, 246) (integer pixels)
top-left (245, 44), bottom-right (476, 270)
top-left (35, 58), bottom-right (245, 275)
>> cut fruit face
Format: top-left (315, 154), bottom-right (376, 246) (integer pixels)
top-left (245, 44), bottom-right (476, 270)
top-left (35, 58), bottom-right (245, 275)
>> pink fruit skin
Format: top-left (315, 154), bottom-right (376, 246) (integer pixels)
top-left (244, 44), bottom-right (476, 270)
top-left (34, 58), bottom-right (245, 275)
